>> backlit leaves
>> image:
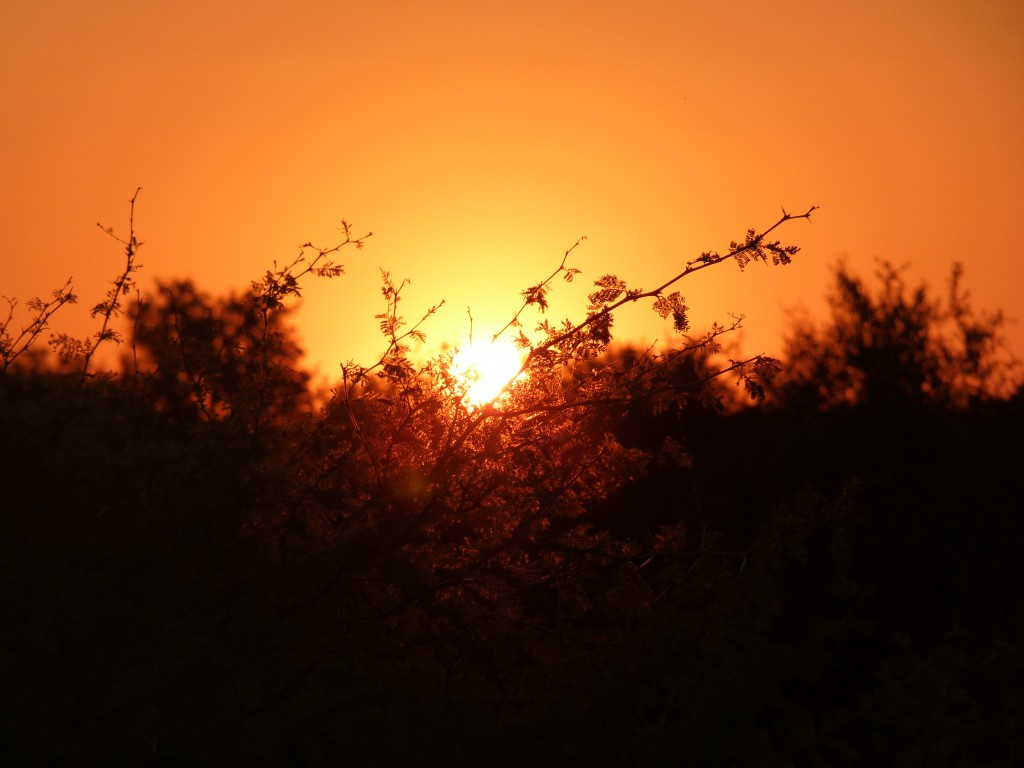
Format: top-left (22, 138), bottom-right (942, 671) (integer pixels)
top-left (652, 291), bottom-right (689, 332)
top-left (562, 267), bottom-right (582, 283)
top-left (0, 201), bottom-right (851, 764)
top-left (733, 354), bottom-right (782, 401)
top-left (522, 283), bottom-right (550, 311)
top-left (732, 228), bottom-right (802, 270)
top-left (0, 279), bottom-right (78, 374)
top-left (588, 274), bottom-right (628, 309)
top-left (588, 312), bottom-right (613, 345)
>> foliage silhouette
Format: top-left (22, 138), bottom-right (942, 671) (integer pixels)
top-left (772, 259), bottom-right (1020, 411)
top-left (0, 277), bottom-right (77, 374)
top-left (4, 197), bottom-right (1023, 765)
top-left (129, 279), bottom-right (311, 441)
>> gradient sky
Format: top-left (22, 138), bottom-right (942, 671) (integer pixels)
top-left (3, 0), bottom-right (1022, 380)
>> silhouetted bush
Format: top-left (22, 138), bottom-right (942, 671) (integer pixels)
top-left (3, 198), bottom-right (1022, 765)
top-left (772, 259), bottom-right (1019, 411)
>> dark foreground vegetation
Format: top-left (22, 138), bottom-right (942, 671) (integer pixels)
top-left (2, 197), bottom-right (1022, 765)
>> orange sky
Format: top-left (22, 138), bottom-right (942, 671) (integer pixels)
top-left (3, 1), bottom-right (1023, 381)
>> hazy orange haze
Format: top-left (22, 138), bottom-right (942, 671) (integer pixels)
top-left (2, 1), bottom-right (1022, 379)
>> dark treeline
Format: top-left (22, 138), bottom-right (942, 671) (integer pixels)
top-left (2, 224), bottom-right (1022, 764)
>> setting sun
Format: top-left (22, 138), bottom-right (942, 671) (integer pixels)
top-left (449, 338), bottom-right (525, 406)
top-left (4, 3), bottom-right (1023, 761)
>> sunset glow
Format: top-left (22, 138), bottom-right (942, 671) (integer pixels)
top-left (1, 1), bottom-right (1022, 374)
top-left (3, 3), bottom-right (1022, 758)
top-left (449, 339), bottom-right (525, 406)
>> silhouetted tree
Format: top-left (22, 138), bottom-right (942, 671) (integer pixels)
top-left (772, 259), bottom-right (1019, 411)
top-left (9, 193), bottom-right (1024, 766)
top-left (129, 279), bottom-right (311, 441)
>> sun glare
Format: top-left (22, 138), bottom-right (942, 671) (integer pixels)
top-left (450, 338), bottom-right (525, 406)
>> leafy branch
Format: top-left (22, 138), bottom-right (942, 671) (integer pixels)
top-left (251, 219), bottom-right (369, 312)
top-left (382, 206), bottom-right (817, 492)
top-left (243, 221), bottom-right (370, 446)
top-left (524, 205), bottom-right (817, 370)
top-left (470, 206), bottom-right (816, 418)
top-left (338, 272), bottom-right (445, 487)
top-left (47, 187), bottom-right (145, 383)
top-left (0, 278), bottom-right (77, 375)
top-left (493, 236), bottom-right (587, 348)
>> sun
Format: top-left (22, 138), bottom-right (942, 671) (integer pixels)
top-left (449, 338), bottom-right (525, 406)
